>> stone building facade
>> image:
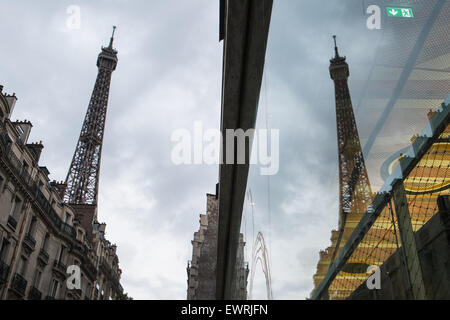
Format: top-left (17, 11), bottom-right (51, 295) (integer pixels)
top-left (0, 85), bottom-right (123, 300)
top-left (187, 188), bottom-right (249, 300)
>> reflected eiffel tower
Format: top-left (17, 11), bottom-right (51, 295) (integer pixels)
top-left (328, 35), bottom-right (373, 265)
top-left (312, 36), bottom-right (373, 295)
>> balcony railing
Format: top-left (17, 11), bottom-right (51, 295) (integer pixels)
top-left (0, 124), bottom-right (76, 240)
top-left (11, 273), bottom-right (27, 297)
top-left (85, 259), bottom-right (97, 278)
top-left (0, 122), bottom-right (10, 149)
top-left (28, 286), bottom-right (42, 300)
top-left (38, 249), bottom-right (50, 265)
top-left (61, 223), bottom-right (75, 237)
top-left (0, 260), bottom-right (9, 283)
top-left (53, 260), bottom-right (67, 276)
top-left (72, 289), bottom-right (82, 299)
top-left (7, 215), bottom-right (17, 230)
top-left (23, 233), bottom-right (36, 252)
top-left (100, 258), bottom-right (121, 285)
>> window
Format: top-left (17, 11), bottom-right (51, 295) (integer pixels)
top-left (49, 279), bottom-right (60, 298)
top-left (64, 213), bottom-right (71, 225)
top-left (16, 126), bottom-right (24, 136)
top-left (86, 283), bottom-right (92, 298)
top-left (57, 245), bottom-right (66, 263)
top-left (42, 233), bottom-right (49, 251)
top-left (0, 175), bottom-right (4, 192)
top-left (21, 161), bottom-right (29, 175)
top-left (76, 229), bottom-right (83, 241)
top-left (33, 270), bottom-right (42, 290)
top-left (17, 256), bottom-right (28, 276)
top-left (28, 217), bottom-right (37, 236)
top-left (0, 238), bottom-right (10, 262)
top-left (10, 196), bottom-right (23, 219)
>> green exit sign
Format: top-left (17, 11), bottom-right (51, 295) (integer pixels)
top-left (387, 7), bottom-right (414, 18)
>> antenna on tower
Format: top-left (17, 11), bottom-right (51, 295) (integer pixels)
top-left (333, 35), bottom-right (340, 58)
top-left (109, 26), bottom-right (117, 48)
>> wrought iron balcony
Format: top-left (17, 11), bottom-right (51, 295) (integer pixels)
top-left (60, 222), bottom-right (76, 238)
top-left (11, 273), bottom-right (27, 297)
top-left (23, 233), bottom-right (36, 252)
top-left (85, 259), bottom-right (97, 278)
top-left (38, 249), bottom-right (50, 265)
top-left (100, 257), bottom-right (111, 274)
top-left (7, 215), bottom-right (17, 230)
top-left (0, 121), bottom-right (11, 148)
top-left (28, 286), bottom-right (42, 300)
top-left (0, 260), bottom-right (9, 284)
top-left (53, 260), bottom-right (67, 277)
top-left (72, 288), bottom-right (82, 300)
top-left (100, 257), bottom-right (120, 284)
top-left (0, 133), bottom-right (76, 240)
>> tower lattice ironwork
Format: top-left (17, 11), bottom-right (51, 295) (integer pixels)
top-left (64, 27), bottom-right (118, 205)
top-left (329, 36), bottom-right (373, 264)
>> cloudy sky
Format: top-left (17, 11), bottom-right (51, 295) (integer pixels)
top-left (0, 0), bottom-right (383, 299)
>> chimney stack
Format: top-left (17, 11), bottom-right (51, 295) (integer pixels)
top-left (99, 223), bottom-right (106, 233)
top-left (13, 120), bottom-right (33, 144)
top-left (4, 93), bottom-right (17, 118)
top-left (26, 141), bottom-right (44, 163)
top-left (51, 180), bottom-right (68, 200)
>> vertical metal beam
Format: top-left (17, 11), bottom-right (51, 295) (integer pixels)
top-left (219, 0), bottom-right (226, 41)
top-left (392, 180), bottom-right (428, 300)
top-left (216, 0), bottom-right (273, 300)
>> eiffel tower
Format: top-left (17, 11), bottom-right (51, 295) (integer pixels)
top-left (329, 35), bottom-right (373, 264)
top-left (63, 27), bottom-right (118, 233)
top-left (312, 36), bottom-right (373, 294)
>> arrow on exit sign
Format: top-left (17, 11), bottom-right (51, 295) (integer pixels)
top-left (387, 7), bottom-right (414, 18)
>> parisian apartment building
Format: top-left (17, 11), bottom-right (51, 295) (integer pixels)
top-left (0, 87), bottom-right (123, 299)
